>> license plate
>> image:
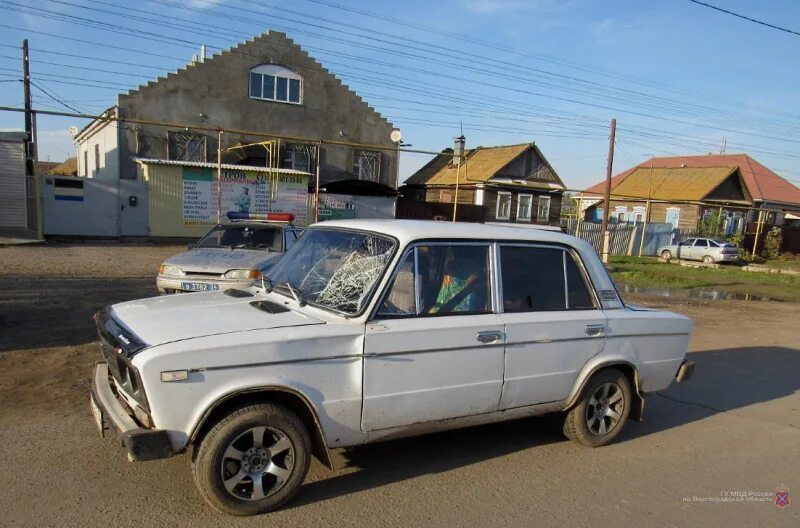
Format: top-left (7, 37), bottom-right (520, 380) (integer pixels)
top-left (90, 394), bottom-right (105, 437)
top-left (181, 282), bottom-right (219, 292)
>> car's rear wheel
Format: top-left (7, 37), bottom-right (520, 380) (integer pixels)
top-left (563, 368), bottom-right (632, 447)
top-left (661, 250), bottom-right (672, 261)
top-left (192, 403), bottom-right (311, 516)
top-left (702, 255), bottom-right (714, 264)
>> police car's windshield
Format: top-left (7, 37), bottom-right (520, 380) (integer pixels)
top-left (266, 228), bottom-right (396, 315)
top-left (195, 225), bottom-right (282, 251)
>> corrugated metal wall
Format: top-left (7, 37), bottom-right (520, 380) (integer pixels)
top-left (0, 139), bottom-right (27, 228)
top-left (143, 164), bottom-right (211, 238)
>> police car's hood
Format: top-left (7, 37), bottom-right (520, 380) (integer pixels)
top-left (110, 291), bottom-right (324, 346)
top-left (164, 248), bottom-right (281, 274)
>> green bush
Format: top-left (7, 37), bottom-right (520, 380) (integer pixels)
top-left (762, 227), bottom-right (782, 259)
top-left (698, 211), bottom-right (722, 238)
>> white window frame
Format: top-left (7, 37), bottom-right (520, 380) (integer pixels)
top-left (496, 191), bottom-right (512, 220)
top-left (353, 149), bottom-right (382, 182)
top-left (633, 206), bottom-right (646, 224)
top-left (665, 207), bottom-right (681, 229)
top-left (249, 64), bottom-right (302, 105)
top-left (537, 195), bottom-right (551, 222)
top-left (516, 194), bottom-right (532, 222)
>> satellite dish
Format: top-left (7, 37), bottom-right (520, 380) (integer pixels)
top-left (68, 126), bottom-right (79, 137)
top-left (390, 129), bottom-right (402, 143)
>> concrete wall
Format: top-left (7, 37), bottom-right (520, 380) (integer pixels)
top-left (0, 136), bottom-right (27, 230)
top-left (77, 120), bottom-right (120, 180)
top-left (116, 31), bottom-right (398, 187)
top-left (42, 176), bottom-right (148, 237)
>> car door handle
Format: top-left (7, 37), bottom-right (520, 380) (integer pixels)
top-left (476, 331), bottom-right (504, 344)
top-left (585, 324), bottom-right (606, 337)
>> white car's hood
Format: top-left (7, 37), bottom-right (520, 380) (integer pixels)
top-left (110, 291), bottom-right (325, 346)
top-left (164, 248), bottom-right (280, 274)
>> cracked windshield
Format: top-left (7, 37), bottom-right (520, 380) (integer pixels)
top-left (266, 229), bottom-right (395, 314)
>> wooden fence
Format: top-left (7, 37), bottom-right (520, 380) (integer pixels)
top-left (562, 220), bottom-right (635, 256)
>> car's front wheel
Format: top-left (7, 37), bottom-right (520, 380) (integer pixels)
top-left (563, 368), bottom-right (632, 447)
top-left (661, 250), bottom-right (672, 261)
top-left (192, 403), bottom-right (311, 516)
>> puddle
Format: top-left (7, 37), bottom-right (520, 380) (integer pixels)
top-left (619, 283), bottom-right (787, 302)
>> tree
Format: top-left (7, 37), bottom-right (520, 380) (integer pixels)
top-left (762, 227), bottom-right (782, 259)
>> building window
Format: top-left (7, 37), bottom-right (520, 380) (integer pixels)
top-left (614, 205), bottom-right (628, 223)
top-left (168, 131), bottom-right (207, 162)
top-left (249, 64), bottom-right (302, 104)
top-left (666, 207), bottom-right (680, 229)
top-left (94, 144), bottom-right (100, 175)
top-left (83, 150), bottom-right (88, 177)
top-left (633, 206), bottom-right (646, 224)
top-left (496, 191), bottom-right (511, 220)
top-left (537, 195), bottom-right (551, 222)
top-left (439, 189), bottom-right (453, 203)
top-left (517, 194), bottom-right (532, 222)
top-left (353, 150), bottom-right (381, 182)
top-left (283, 143), bottom-right (316, 173)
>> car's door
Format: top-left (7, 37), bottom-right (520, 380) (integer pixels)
top-left (362, 242), bottom-right (505, 431)
top-left (497, 244), bottom-right (607, 408)
top-left (677, 238), bottom-right (694, 260)
top-left (692, 238), bottom-right (709, 260)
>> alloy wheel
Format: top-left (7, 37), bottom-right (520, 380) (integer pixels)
top-left (220, 426), bottom-right (295, 501)
top-left (585, 382), bottom-right (625, 436)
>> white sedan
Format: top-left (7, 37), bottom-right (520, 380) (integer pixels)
top-left (90, 220), bottom-right (694, 516)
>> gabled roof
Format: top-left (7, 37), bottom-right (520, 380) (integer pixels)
top-left (611, 166), bottom-right (750, 202)
top-left (585, 154), bottom-right (800, 206)
top-left (405, 142), bottom-right (564, 189)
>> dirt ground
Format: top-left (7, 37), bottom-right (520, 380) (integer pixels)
top-left (0, 243), bottom-right (798, 527)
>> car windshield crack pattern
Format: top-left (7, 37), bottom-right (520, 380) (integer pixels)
top-left (267, 229), bottom-right (394, 314)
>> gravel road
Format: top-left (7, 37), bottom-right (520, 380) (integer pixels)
top-left (0, 243), bottom-right (797, 527)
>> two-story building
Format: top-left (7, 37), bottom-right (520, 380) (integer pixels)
top-left (73, 31), bottom-right (399, 229)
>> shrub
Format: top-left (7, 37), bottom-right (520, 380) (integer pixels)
top-left (762, 227), bottom-right (782, 259)
top-left (698, 211), bottom-right (722, 238)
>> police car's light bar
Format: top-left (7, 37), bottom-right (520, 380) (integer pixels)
top-left (226, 212), bottom-right (295, 223)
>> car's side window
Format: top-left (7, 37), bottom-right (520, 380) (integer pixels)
top-left (376, 251), bottom-right (417, 317)
top-left (500, 245), bottom-right (596, 312)
top-left (376, 244), bottom-right (492, 317)
top-left (682, 239), bottom-right (695, 246)
top-left (695, 239), bottom-right (708, 247)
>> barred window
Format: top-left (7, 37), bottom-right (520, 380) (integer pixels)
top-left (283, 143), bottom-right (316, 173)
top-left (353, 150), bottom-right (381, 182)
top-left (168, 131), bottom-right (207, 162)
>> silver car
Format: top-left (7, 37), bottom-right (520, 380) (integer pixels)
top-left (157, 222), bottom-right (303, 293)
top-left (658, 237), bottom-right (739, 264)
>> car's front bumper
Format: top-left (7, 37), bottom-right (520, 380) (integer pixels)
top-left (90, 363), bottom-right (175, 462)
top-left (156, 275), bottom-right (255, 294)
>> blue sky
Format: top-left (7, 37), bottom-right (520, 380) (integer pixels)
top-left (1, 0), bottom-right (799, 190)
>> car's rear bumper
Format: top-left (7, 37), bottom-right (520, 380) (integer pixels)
top-left (676, 360), bottom-right (695, 383)
top-left (90, 363), bottom-right (176, 462)
top-left (156, 275), bottom-right (255, 294)
top-left (716, 253), bottom-right (739, 261)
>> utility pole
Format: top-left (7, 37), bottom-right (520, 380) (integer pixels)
top-left (22, 39), bottom-right (42, 239)
top-left (599, 118), bottom-right (616, 262)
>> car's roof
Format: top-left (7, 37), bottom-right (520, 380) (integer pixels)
top-left (219, 221), bottom-right (296, 230)
top-left (312, 219), bottom-right (576, 246)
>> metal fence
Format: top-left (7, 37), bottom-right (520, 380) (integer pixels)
top-left (630, 223), bottom-right (675, 256)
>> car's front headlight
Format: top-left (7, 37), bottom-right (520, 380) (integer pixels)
top-left (159, 264), bottom-right (184, 277)
top-left (224, 268), bottom-right (262, 280)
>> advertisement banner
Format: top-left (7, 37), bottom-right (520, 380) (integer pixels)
top-left (182, 167), bottom-right (308, 225)
top-left (318, 193), bottom-right (357, 220)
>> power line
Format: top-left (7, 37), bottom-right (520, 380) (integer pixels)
top-left (688, 0), bottom-right (800, 37)
top-left (29, 80), bottom-right (85, 114)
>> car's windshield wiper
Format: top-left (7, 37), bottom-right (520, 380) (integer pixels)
top-left (282, 282), bottom-right (306, 306)
top-left (260, 275), bottom-right (273, 293)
